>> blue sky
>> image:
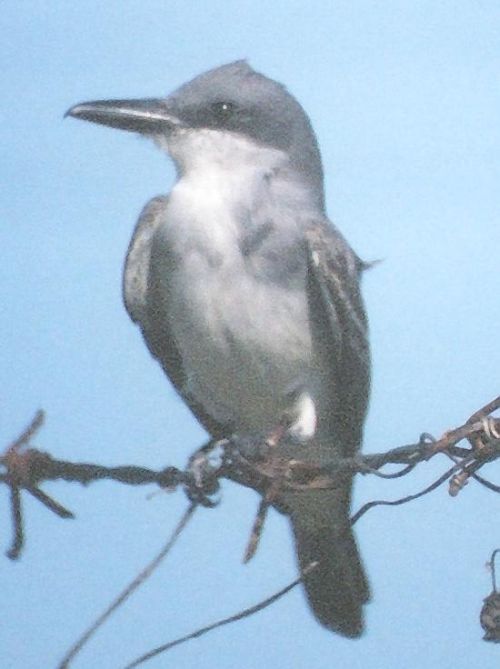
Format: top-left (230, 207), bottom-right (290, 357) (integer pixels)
top-left (1, 2), bottom-right (499, 667)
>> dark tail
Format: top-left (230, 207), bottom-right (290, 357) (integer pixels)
top-left (289, 490), bottom-right (369, 637)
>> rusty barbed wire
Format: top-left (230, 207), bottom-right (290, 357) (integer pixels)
top-left (2, 396), bottom-right (499, 666)
top-left (1, 396), bottom-right (499, 560)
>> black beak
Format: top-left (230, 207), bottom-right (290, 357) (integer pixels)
top-left (65, 98), bottom-right (182, 134)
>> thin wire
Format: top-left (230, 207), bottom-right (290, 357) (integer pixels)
top-left (57, 503), bottom-right (197, 669)
top-left (122, 561), bottom-right (318, 669)
top-left (351, 464), bottom-right (457, 525)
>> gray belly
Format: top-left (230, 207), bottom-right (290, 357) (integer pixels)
top-left (165, 252), bottom-right (313, 431)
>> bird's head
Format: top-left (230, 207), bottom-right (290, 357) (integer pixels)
top-left (66, 61), bottom-right (324, 207)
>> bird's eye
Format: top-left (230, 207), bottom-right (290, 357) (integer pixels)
top-left (210, 101), bottom-right (236, 120)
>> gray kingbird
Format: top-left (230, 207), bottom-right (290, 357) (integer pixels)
top-left (67, 60), bottom-right (371, 637)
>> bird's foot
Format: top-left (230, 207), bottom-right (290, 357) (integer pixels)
top-left (184, 439), bottom-right (225, 507)
top-left (231, 432), bottom-right (273, 461)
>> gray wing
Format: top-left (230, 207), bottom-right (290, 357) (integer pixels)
top-left (123, 196), bottom-right (226, 438)
top-left (305, 220), bottom-right (370, 456)
top-left (288, 219), bottom-right (371, 636)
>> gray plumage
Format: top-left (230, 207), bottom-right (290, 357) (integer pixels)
top-left (67, 60), bottom-right (371, 636)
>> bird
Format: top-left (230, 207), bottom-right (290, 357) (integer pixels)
top-left (66, 60), bottom-right (371, 637)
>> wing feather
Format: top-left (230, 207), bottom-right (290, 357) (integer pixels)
top-left (305, 221), bottom-right (370, 456)
top-left (123, 196), bottom-right (226, 438)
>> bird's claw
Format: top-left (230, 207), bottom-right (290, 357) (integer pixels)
top-left (231, 433), bottom-right (273, 461)
top-left (184, 440), bottom-right (225, 507)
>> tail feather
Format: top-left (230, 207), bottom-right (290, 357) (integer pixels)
top-left (289, 490), bottom-right (369, 637)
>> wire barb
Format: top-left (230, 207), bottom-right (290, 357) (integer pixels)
top-left (1, 398), bottom-right (499, 560)
top-left (2, 397), bottom-right (500, 661)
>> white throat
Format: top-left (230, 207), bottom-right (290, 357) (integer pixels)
top-left (156, 126), bottom-right (287, 177)
top-left (148, 127), bottom-right (317, 432)
top-left (156, 128), bottom-right (288, 254)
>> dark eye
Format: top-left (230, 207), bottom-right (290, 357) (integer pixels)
top-left (210, 101), bottom-right (236, 120)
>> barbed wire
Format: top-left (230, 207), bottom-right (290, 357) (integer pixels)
top-left (2, 396), bottom-right (499, 666)
top-left (1, 396), bottom-right (499, 561)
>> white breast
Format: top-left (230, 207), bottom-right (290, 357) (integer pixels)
top-left (151, 132), bottom-right (314, 430)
